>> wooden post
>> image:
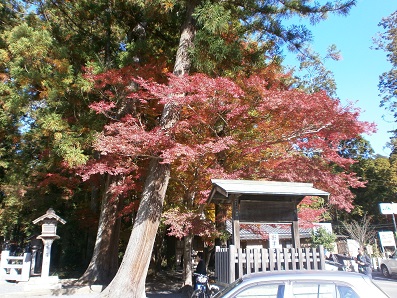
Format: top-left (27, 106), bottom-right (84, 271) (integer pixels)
top-left (283, 248), bottom-right (289, 270)
top-left (245, 248), bottom-right (251, 275)
top-left (298, 248), bottom-right (304, 269)
top-left (254, 249), bottom-right (260, 272)
top-left (269, 249), bottom-right (275, 271)
top-left (231, 195), bottom-right (240, 248)
top-left (215, 246), bottom-right (221, 282)
top-left (228, 245), bottom-right (236, 283)
top-left (312, 247), bottom-right (318, 270)
top-left (291, 247), bottom-right (297, 270)
top-left (276, 249), bottom-right (282, 270)
top-left (262, 248), bottom-right (269, 271)
top-left (319, 245), bottom-right (325, 270)
top-left (305, 247), bottom-right (311, 269)
top-left (238, 248), bottom-right (244, 278)
top-left (291, 220), bottom-right (301, 248)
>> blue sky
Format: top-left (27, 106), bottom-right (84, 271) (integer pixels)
top-left (283, 0), bottom-right (396, 156)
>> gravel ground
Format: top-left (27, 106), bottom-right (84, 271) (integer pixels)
top-left (0, 270), bottom-right (190, 298)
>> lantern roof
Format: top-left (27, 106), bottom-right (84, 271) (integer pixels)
top-left (33, 208), bottom-right (66, 225)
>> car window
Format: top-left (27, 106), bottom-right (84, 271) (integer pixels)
top-left (291, 282), bottom-right (360, 298)
top-left (337, 286), bottom-right (359, 298)
top-left (213, 278), bottom-right (244, 298)
top-left (292, 283), bottom-right (337, 298)
top-left (235, 283), bottom-right (285, 298)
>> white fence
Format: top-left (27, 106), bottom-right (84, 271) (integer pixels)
top-left (215, 245), bottom-right (325, 284)
top-left (1, 250), bottom-right (31, 282)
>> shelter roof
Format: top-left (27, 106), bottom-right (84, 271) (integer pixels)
top-left (208, 179), bottom-right (329, 204)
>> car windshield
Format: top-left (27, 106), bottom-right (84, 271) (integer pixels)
top-left (212, 278), bottom-right (243, 298)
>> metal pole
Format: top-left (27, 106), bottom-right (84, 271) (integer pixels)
top-left (392, 202), bottom-right (397, 239)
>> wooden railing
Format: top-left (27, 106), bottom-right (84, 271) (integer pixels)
top-left (215, 245), bottom-right (325, 284)
top-left (1, 250), bottom-right (31, 282)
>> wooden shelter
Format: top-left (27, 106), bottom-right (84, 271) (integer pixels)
top-left (208, 179), bottom-right (329, 248)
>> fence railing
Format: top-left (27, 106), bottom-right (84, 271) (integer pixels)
top-left (215, 245), bottom-right (325, 284)
top-left (1, 250), bottom-right (31, 282)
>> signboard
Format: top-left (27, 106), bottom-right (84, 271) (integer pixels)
top-left (379, 231), bottom-right (396, 247)
top-left (240, 200), bottom-right (296, 222)
top-left (314, 222), bottom-right (333, 234)
top-left (379, 203), bottom-right (397, 214)
top-left (346, 239), bottom-right (360, 257)
top-left (269, 233), bottom-right (280, 249)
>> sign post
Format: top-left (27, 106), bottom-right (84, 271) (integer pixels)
top-left (379, 203), bottom-right (397, 237)
top-left (378, 231), bottom-right (397, 253)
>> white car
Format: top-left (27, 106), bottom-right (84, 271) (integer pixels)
top-left (213, 270), bottom-right (389, 298)
top-left (380, 251), bottom-right (397, 277)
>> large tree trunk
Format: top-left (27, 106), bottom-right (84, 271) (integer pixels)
top-left (100, 159), bottom-right (170, 297)
top-left (150, 223), bottom-right (167, 272)
top-left (79, 175), bottom-right (123, 285)
top-left (100, 2), bottom-right (197, 297)
top-left (182, 190), bottom-right (196, 286)
top-left (183, 233), bottom-right (194, 286)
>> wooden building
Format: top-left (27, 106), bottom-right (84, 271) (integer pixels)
top-left (208, 179), bottom-right (330, 248)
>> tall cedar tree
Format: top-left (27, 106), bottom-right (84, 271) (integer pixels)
top-left (375, 11), bottom-right (397, 153)
top-left (23, 1), bottom-right (358, 288)
top-left (1, 0), bottom-right (359, 295)
top-left (85, 73), bottom-right (373, 297)
top-left (93, 1), bottom-right (360, 296)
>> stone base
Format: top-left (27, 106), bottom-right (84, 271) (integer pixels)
top-left (0, 276), bottom-right (104, 297)
top-left (24, 275), bottom-right (61, 291)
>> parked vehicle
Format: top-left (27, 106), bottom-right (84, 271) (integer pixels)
top-left (325, 252), bottom-right (355, 272)
top-left (191, 273), bottom-right (220, 298)
top-left (380, 251), bottom-right (397, 278)
top-left (212, 270), bottom-right (389, 298)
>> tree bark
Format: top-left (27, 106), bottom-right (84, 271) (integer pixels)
top-left (183, 233), bottom-right (193, 286)
top-left (182, 190), bottom-right (197, 286)
top-left (150, 223), bottom-right (167, 272)
top-left (100, 2), bottom-right (198, 297)
top-left (79, 175), bottom-right (122, 285)
top-left (100, 158), bottom-right (170, 297)
top-left (172, 1), bottom-right (197, 77)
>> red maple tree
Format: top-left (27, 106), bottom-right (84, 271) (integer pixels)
top-left (80, 66), bottom-right (374, 241)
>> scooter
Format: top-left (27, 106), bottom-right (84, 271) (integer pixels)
top-left (191, 273), bottom-right (220, 298)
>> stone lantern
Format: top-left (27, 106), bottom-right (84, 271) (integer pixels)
top-left (33, 208), bottom-right (66, 278)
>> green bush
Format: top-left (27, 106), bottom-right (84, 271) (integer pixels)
top-left (310, 227), bottom-right (337, 251)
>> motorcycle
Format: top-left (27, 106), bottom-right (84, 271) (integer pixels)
top-left (325, 253), bottom-right (355, 272)
top-left (191, 273), bottom-right (220, 298)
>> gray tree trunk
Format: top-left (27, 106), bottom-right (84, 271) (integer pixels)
top-left (99, 159), bottom-right (170, 297)
top-left (79, 175), bottom-right (122, 285)
top-left (182, 190), bottom-right (196, 286)
top-left (183, 233), bottom-right (194, 286)
top-left (100, 2), bottom-right (198, 296)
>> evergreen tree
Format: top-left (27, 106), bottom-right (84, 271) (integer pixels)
top-left (0, 1), bottom-right (362, 296)
top-left (375, 10), bottom-right (397, 152)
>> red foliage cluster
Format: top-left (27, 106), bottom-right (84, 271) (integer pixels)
top-left (37, 172), bottom-right (80, 199)
top-left (163, 208), bottom-right (216, 240)
top-left (80, 65), bottom-right (374, 237)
